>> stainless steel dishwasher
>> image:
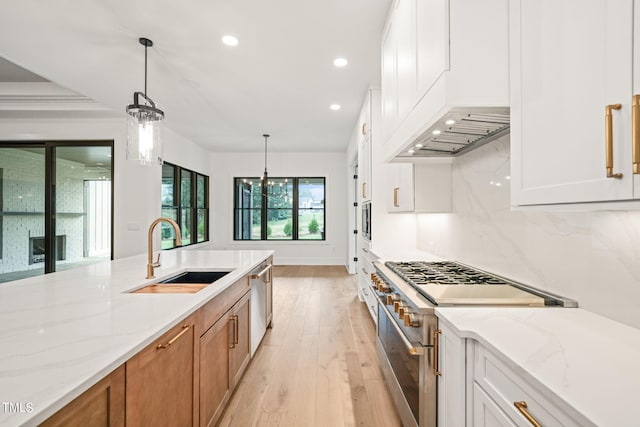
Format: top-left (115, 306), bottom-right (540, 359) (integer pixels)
top-left (249, 258), bottom-right (273, 356)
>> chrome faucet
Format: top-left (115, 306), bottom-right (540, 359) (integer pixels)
top-left (147, 217), bottom-right (182, 279)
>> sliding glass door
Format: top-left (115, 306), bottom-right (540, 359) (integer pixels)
top-left (0, 142), bottom-right (113, 283)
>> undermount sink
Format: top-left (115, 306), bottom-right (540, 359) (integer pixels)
top-left (129, 271), bottom-right (231, 294)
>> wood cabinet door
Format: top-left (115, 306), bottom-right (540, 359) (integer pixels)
top-left (126, 320), bottom-right (195, 427)
top-left (199, 312), bottom-right (231, 427)
top-left (510, 0), bottom-right (634, 206)
top-left (41, 365), bottom-right (125, 427)
top-left (229, 291), bottom-right (251, 389)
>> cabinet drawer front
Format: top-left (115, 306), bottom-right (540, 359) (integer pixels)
top-left (472, 382), bottom-right (517, 427)
top-left (473, 344), bottom-right (588, 427)
top-left (199, 276), bottom-right (250, 331)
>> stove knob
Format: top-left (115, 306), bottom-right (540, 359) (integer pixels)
top-left (398, 306), bottom-right (408, 317)
top-left (404, 313), bottom-right (421, 328)
top-left (394, 301), bottom-right (406, 313)
top-left (378, 282), bottom-right (392, 293)
top-left (387, 294), bottom-right (400, 305)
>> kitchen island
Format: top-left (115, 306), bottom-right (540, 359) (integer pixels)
top-left (0, 249), bottom-right (273, 427)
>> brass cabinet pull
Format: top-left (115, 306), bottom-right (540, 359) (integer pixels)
top-left (229, 316), bottom-right (237, 349)
top-left (157, 324), bottom-right (190, 350)
top-left (393, 187), bottom-right (399, 207)
top-left (514, 401), bottom-right (542, 427)
top-left (433, 329), bottom-right (442, 376)
top-left (250, 264), bottom-right (272, 280)
top-left (233, 314), bottom-right (239, 345)
top-left (605, 103), bottom-right (623, 179)
top-left (633, 95), bottom-right (640, 174)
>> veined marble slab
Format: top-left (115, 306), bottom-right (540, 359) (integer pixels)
top-left (0, 249), bottom-right (273, 427)
top-left (436, 307), bottom-right (640, 426)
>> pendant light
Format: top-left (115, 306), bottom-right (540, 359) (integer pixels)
top-left (126, 37), bottom-right (164, 165)
top-left (261, 134), bottom-right (270, 183)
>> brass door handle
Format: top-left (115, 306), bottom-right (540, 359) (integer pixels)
top-left (514, 401), bottom-right (542, 427)
top-left (250, 264), bottom-right (272, 280)
top-left (433, 329), bottom-right (442, 376)
top-left (157, 324), bottom-right (190, 350)
top-left (229, 315), bottom-right (238, 348)
top-left (393, 187), bottom-right (399, 207)
top-left (233, 314), bottom-right (239, 345)
top-left (605, 103), bottom-right (623, 179)
top-left (633, 95), bottom-right (640, 174)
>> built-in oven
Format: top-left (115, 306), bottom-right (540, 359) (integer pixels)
top-left (372, 268), bottom-right (438, 427)
top-left (361, 201), bottom-right (371, 241)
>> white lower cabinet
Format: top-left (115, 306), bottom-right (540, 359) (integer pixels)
top-left (437, 317), bottom-right (594, 427)
top-left (437, 321), bottom-right (466, 427)
top-left (357, 238), bottom-right (378, 323)
top-left (472, 343), bottom-right (589, 427)
top-left (472, 383), bottom-right (516, 427)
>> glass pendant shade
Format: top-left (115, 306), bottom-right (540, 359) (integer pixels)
top-left (126, 97), bottom-right (164, 165)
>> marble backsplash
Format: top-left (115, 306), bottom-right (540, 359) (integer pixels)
top-left (416, 135), bottom-right (640, 329)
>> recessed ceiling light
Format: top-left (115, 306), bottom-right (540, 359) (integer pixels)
top-left (330, 104), bottom-right (341, 110)
top-left (408, 149), bottom-right (415, 154)
top-left (445, 119), bottom-right (456, 125)
top-left (222, 35), bottom-right (239, 46)
top-left (415, 143), bottom-right (424, 148)
top-left (432, 129), bottom-right (442, 135)
top-left (333, 58), bottom-right (348, 67)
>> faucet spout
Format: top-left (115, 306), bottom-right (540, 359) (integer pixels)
top-left (147, 217), bottom-right (182, 279)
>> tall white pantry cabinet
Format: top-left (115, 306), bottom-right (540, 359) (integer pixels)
top-left (510, 0), bottom-right (640, 206)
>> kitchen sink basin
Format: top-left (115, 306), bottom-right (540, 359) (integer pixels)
top-left (128, 271), bottom-right (231, 294)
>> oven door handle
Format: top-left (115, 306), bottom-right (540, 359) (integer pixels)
top-left (379, 302), bottom-right (424, 355)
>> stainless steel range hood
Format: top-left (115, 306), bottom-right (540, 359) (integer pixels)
top-left (395, 107), bottom-right (510, 158)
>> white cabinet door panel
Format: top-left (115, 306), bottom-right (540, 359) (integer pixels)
top-left (416, 0), bottom-right (449, 97)
top-left (472, 383), bottom-right (517, 427)
top-left (511, 0), bottom-right (634, 205)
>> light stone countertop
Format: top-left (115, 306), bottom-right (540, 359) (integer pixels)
top-left (0, 249), bottom-right (273, 427)
top-left (436, 307), bottom-right (640, 427)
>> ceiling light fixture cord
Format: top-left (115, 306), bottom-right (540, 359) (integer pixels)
top-left (144, 41), bottom-right (147, 97)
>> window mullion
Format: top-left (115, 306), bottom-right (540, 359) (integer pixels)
top-left (292, 178), bottom-right (299, 240)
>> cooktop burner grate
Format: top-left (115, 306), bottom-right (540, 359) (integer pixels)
top-left (385, 261), bottom-right (510, 286)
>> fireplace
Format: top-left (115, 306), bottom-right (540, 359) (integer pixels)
top-left (29, 235), bottom-right (66, 264)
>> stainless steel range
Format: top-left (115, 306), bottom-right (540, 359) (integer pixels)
top-left (372, 260), bottom-right (576, 427)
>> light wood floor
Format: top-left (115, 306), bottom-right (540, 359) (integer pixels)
top-left (217, 265), bottom-right (402, 427)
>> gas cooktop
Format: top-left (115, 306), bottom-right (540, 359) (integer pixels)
top-left (383, 261), bottom-right (548, 306)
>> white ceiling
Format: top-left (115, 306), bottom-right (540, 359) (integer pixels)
top-left (0, 0), bottom-right (392, 153)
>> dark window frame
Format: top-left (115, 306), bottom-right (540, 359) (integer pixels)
top-left (233, 177), bottom-right (326, 241)
top-left (0, 140), bottom-right (114, 271)
top-left (162, 162), bottom-right (209, 249)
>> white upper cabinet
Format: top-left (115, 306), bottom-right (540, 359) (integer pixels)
top-left (386, 161), bottom-right (452, 213)
top-left (358, 89), bottom-right (379, 203)
top-left (381, 0), bottom-right (509, 161)
top-left (359, 134), bottom-right (372, 202)
top-left (510, 0), bottom-right (638, 206)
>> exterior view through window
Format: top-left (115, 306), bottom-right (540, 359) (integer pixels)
top-left (162, 162), bottom-right (209, 249)
top-left (234, 177), bottom-right (325, 240)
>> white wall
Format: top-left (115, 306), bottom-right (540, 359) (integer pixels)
top-left (0, 117), bottom-right (212, 259)
top-left (206, 151), bottom-right (348, 265)
top-left (414, 135), bottom-right (640, 329)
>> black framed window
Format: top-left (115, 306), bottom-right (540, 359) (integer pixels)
top-left (234, 177), bottom-right (325, 241)
top-left (162, 162), bottom-right (209, 249)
